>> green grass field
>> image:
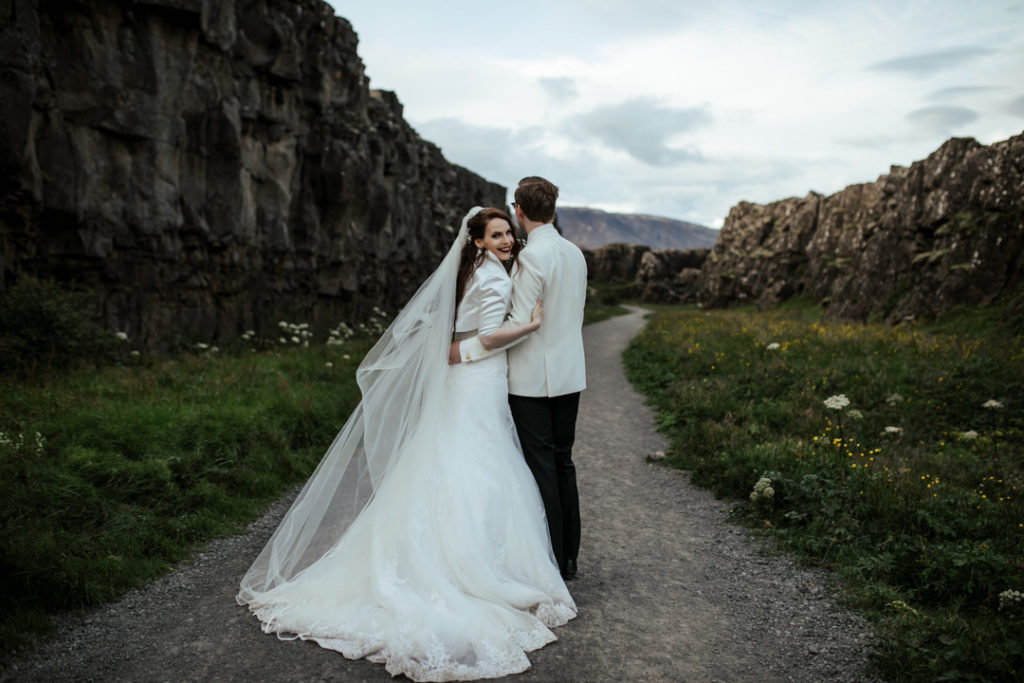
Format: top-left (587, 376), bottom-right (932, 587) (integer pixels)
top-left (0, 340), bottom-right (369, 656)
top-left (623, 299), bottom-right (1024, 681)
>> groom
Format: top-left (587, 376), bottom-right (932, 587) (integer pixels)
top-left (450, 176), bottom-right (588, 580)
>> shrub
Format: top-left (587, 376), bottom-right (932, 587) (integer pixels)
top-left (0, 279), bottom-right (116, 375)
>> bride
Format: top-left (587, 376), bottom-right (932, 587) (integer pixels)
top-left (237, 206), bottom-right (577, 681)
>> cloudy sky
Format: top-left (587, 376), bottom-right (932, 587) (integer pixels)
top-left (326, 0), bottom-right (1024, 228)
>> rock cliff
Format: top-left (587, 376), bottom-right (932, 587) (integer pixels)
top-left (698, 133), bottom-right (1024, 321)
top-left (0, 0), bottom-right (504, 347)
top-left (583, 243), bottom-right (709, 303)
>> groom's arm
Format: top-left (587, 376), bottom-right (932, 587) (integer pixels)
top-left (454, 251), bottom-right (545, 364)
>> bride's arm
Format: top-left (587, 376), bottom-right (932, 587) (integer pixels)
top-left (453, 255), bottom-right (544, 363)
top-left (479, 300), bottom-right (542, 350)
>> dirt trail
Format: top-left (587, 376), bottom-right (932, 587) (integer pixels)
top-left (3, 306), bottom-right (876, 682)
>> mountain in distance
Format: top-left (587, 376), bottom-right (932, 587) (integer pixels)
top-left (555, 206), bottom-right (718, 250)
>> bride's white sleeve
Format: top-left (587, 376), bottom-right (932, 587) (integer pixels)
top-left (477, 272), bottom-right (512, 337)
top-left (459, 255), bottom-right (542, 362)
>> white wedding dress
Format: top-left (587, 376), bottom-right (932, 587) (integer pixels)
top-left (238, 215), bottom-right (576, 681)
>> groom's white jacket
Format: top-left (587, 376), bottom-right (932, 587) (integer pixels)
top-left (459, 224), bottom-right (588, 397)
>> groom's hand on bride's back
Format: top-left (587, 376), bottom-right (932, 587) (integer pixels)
top-left (448, 341), bottom-right (462, 365)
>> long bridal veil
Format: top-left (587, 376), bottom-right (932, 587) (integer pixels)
top-left (237, 207), bottom-right (483, 603)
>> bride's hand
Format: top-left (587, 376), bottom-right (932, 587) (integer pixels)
top-left (530, 299), bottom-right (543, 329)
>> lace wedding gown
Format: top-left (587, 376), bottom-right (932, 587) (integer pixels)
top-left (239, 246), bottom-right (576, 681)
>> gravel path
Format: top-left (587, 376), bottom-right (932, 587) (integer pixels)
top-left (2, 306), bottom-right (878, 682)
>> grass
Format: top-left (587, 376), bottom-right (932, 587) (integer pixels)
top-left (0, 341), bottom-right (369, 657)
top-left (623, 298), bottom-right (1024, 682)
top-left (583, 281), bottom-right (631, 326)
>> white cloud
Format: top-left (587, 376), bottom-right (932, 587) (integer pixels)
top-left (330, 0), bottom-right (1024, 227)
top-left (567, 98), bottom-right (710, 166)
top-left (869, 47), bottom-right (996, 77)
top-left (907, 106), bottom-right (980, 135)
top-left (538, 77), bottom-right (579, 101)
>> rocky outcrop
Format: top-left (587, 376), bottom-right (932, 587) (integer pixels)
top-left (699, 133), bottom-right (1024, 321)
top-left (0, 0), bottom-right (504, 347)
top-left (583, 243), bottom-right (709, 303)
top-left (558, 206), bottom-right (718, 250)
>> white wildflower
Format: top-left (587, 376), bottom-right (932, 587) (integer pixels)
top-left (195, 342), bottom-right (209, 350)
top-left (325, 362), bottom-right (333, 368)
top-left (999, 589), bottom-right (1024, 613)
top-left (961, 430), bottom-right (979, 440)
top-left (883, 426), bottom-right (903, 435)
top-left (342, 354), bottom-right (351, 360)
top-left (130, 350), bottom-right (140, 358)
top-left (982, 399), bottom-right (1004, 409)
top-left (750, 491), bottom-right (760, 502)
top-left (847, 408), bottom-right (864, 420)
top-left (291, 336), bottom-right (300, 344)
top-left (886, 393), bottom-right (904, 404)
top-left (766, 342), bottom-right (781, 351)
top-left (823, 394), bottom-right (850, 410)
top-left (762, 486), bottom-right (775, 498)
top-left (278, 337), bottom-right (286, 344)
top-left (278, 321), bottom-right (288, 328)
top-left (114, 331), bottom-right (128, 341)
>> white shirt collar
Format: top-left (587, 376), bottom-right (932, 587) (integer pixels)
top-left (526, 224), bottom-right (557, 241)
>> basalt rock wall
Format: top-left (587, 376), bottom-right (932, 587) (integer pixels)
top-left (582, 243), bottom-right (709, 303)
top-left (698, 133), bottom-right (1024, 321)
top-left (0, 0), bottom-right (504, 347)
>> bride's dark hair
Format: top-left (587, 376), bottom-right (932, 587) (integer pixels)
top-left (455, 207), bottom-right (521, 307)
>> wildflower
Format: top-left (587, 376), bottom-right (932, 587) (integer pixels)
top-left (766, 342), bottom-right (781, 351)
top-left (961, 430), bottom-right (979, 440)
top-left (195, 342), bottom-right (209, 350)
top-left (751, 476), bottom-right (775, 501)
top-left (883, 426), bottom-right (903, 435)
top-left (209, 346), bottom-right (219, 354)
top-left (982, 399), bottom-right (1004, 409)
top-left (291, 336), bottom-right (300, 344)
top-left (278, 337), bottom-right (286, 344)
top-left (325, 362), bottom-right (334, 368)
top-left (847, 409), bottom-right (864, 420)
top-left (114, 331), bottom-right (128, 341)
top-left (886, 393), bottom-right (904, 404)
top-left (130, 350), bottom-right (140, 357)
top-left (887, 600), bottom-right (919, 616)
top-left (999, 589), bottom-right (1024, 614)
top-left (343, 354), bottom-right (351, 360)
top-left (823, 394), bottom-right (850, 410)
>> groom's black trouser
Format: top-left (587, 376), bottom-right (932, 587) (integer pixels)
top-left (508, 392), bottom-right (581, 571)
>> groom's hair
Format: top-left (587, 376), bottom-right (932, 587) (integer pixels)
top-left (514, 177), bottom-right (558, 223)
